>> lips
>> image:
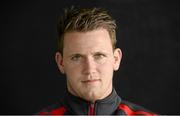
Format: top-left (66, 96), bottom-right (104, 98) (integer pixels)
top-left (82, 79), bottom-right (100, 83)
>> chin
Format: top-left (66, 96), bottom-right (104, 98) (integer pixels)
top-left (82, 90), bottom-right (101, 102)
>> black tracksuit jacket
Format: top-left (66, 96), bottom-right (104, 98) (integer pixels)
top-left (38, 89), bottom-right (156, 115)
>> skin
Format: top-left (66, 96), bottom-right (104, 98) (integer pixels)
top-left (55, 28), bottom-right (122, 102)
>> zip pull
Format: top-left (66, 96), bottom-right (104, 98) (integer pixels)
top-left (88, 102), bottom-right (95, 116)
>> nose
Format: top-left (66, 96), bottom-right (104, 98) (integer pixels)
top-left (82, 56), bottom-right (96, 75)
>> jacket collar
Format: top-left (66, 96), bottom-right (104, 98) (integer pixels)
top-left (63, 89), bottom-right (121, 115)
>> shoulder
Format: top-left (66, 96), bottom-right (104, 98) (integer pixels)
top-left (37, 102), bottom-right (68, 115)
top-left (115, 100), bottom-right (157, 115)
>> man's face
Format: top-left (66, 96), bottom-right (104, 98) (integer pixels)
top-left (56, 29), bottom-right (122, 102)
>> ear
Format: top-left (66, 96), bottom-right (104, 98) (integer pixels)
top-left (113, 48), bottom-right (122, 71)
top-left (55, 52), bottom-right (65, 74)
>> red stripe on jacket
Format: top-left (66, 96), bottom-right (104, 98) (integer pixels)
top-left (39, 106), bottom-right (66, 115)
top-left (118, 104), bottom-right (157, 116)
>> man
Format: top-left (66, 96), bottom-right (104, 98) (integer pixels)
top-left (38, 7), bottom-right (156, 115)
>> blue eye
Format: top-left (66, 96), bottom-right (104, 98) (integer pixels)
top-left (94, 53), bottom-right (106, 60)
top-left (71, 54), bottom-right (82, 61)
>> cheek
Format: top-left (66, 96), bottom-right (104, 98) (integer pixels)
top-left (64, 63), bottom-right (82, 81)
top-left (64, 60), bottom-right (81, 73)
top-left (65, 66), bottom-right (80, 77)
top-left (65, 68), bottom-right (80, 89)
top-left (98, 61), bottom-right (114, 76)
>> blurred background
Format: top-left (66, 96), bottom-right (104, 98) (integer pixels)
top-left (1, 0), bottom-right (180, 114)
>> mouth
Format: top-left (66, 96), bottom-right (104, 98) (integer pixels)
top-left (82, 79), bottom-right (101, 84)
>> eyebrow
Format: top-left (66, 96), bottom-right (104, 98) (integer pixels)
top-left (68, 53), bottom-right (83, 58)
top-left (94, 51), bottom-right (107, 55)
top-left (68, 51), bottom-right (109, 57)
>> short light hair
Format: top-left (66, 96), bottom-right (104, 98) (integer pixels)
top-left (57, 6), bottom-right (117, 55)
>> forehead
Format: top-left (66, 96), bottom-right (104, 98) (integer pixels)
top-left (63, 29), bottom-right (113, 55)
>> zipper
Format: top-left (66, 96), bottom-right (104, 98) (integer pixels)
top-left (88, 102), bottom-right (95, 116)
